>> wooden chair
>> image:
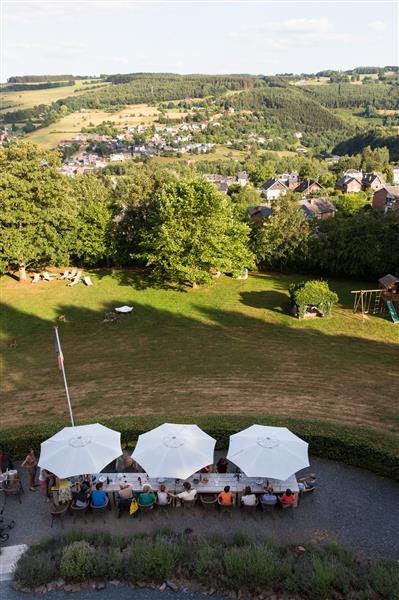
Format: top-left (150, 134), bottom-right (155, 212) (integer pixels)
top-left (200, 494), bottom-right (218, 510)
top-left (280, 501), bottom-right (295, 519)
top-left (240, 497), bottom-right (259, 512)
top-left (2, 479), bottom-right (23, 504)
top-left (49, 502), bottom-right (70, 528)
top-left (69, 502), bottom-right (90, 522)
top-left (156, 496), bottom-right (172, 510)
top-left (181, 496), bottom-right (197, 509)
top-left (138, 500), bottom-right (155, 516)
top-left (260, 501), bottom-right (276, 519)
top-left (217, 497), bottom-right (234, 516)
top-left (90, 497), bottom-right (110, 521)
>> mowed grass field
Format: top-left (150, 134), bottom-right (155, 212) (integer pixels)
top-left (25, 104), bottom-right (160, 147)
top-left (1, 272), bottom-right (398, 432)
top-left (0, 80), bottom-right (110, 114)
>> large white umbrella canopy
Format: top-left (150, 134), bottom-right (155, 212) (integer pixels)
top-left (132, 423), bottom-right (216, 480)
top-left (38, 423), bottom-right (122, 479)
top-left (227, 424), bottom-right (309, 480)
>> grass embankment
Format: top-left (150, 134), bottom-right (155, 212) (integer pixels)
top-left (14, 532), bottom-right (399, 599)
top-left (1, 272), bottom-right (398, 433)
top-left (0, 80), bottom-right (110, 114)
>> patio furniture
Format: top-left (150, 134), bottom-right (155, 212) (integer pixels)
top-left (83, 276), bottom-right (93, 286)
top-left (31, 273), bottom-right (41, 283)
top-left (59, 270), bottom-right (70, 280)
top-left (138, 500), bottom-right (155, 515)
top-left (1, 479), bottom-right (24, 504)
top-left (156, 496), bottom-right (172, 510)
top-left (240, 497), bottom-right (259, 511)
top-left (280, 502), bottom-right (295, 519)
top-left (68, 270), bottom-right (82, 287)
top-left (90, 498), bottom-right (110, 521)
top-left (69, 502), bottom-right (90, 521)
top-left (260, 501), bottom-right (276, 519)
top-left (49, 501), bottom-right (70, 528)
top-left (181, 496), bottom-right (197, 509)
top-left (66, 268), bottom-right (77, 279)
top-left (200, 494), bottom-right (218, 509)
top-left (42, 271), bottom-right (55, 281)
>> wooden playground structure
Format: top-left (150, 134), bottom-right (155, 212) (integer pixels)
top-left (352, 274), bottom-right (399, 324)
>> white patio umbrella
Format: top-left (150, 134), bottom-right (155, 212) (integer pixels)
top-left (227, 424), bottom-right (309, 480)
top-left (38, 423), bottom-right (122, 479)
top-left (132, 423), bottom-right (216, 480)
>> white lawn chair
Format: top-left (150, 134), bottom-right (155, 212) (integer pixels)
top-left (42, 271), bottom-right (55, 282)
top-left (83, 276), bottom-right (93, 286)
top-left (31, 273), bottom-right (41, 284)
top-left (68, 270), bottom-right (82, 287)
top-left (237, 268), bottom-right (248, 280)
top-left (59, 270), bottom-right (70, 280)
top-left (66, 268), bottom-right (77, 280)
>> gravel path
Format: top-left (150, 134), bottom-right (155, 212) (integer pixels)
top-left (1, 458), bottom-right (398, 560)
top-left (0, 583), bottom-right (225, 600)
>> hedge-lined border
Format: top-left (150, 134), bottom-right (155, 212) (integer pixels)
top-left (1, 415), bottom-right (398, 482)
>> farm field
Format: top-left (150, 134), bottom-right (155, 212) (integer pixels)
top-left (25, 104), bottom-right (160, 147)
top-left (1, 271), bottom-right (398, 432)
top-left (0, 80), bottom-right (110, 114)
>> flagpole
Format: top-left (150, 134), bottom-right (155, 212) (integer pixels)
top-left (54, 326), bottom-right (75, 427)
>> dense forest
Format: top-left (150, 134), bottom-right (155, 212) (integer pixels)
top-left (2, 81), bottom-right (75, 92)
top-left (333, 129), bottom-right (399, 161)
top-left (7, 75), bottom-right (93, 82)
top-left (302, 82), bottom-right (398, 110)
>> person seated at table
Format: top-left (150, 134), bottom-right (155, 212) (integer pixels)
top-left (139, 484), bottom-right (156, 507)
top-left (38, 468), bottom-right (55, 500)
top-left (241, 486), bottom-right (257, 506)
top-left (156, 484), bottom-right (169, 506)
top-left (280, 488), bottom-right (295, 505)
top-left (117, 482), bottom-right (133, 509)
top-left (216, 458), bottom-right (228, 474)
top-left (298, 474), bottom-right (317, 491)
top-left (200, 464), bottom-right (213, 474)
top-left (169, 481), bottom-right (197, 503)
top-left (72, 481), bottom-right (90, 508)
top-left (218, 485), bottom-right (234, 505)
top-left (91, 482), bottom-right (108, 507)
top-left (260, 487), bottom-right (277, 506)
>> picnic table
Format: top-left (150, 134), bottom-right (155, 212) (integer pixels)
top-left (95, 472), bottom-right (299, 506)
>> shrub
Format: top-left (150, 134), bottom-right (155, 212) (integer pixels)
top-left (289, 279), bottom-right (338, 318)
top-left (222, 544), bottom-right (280, 590)
top-left (367, 562), bottom-right (399, 600)
top-left (14, 552), bottom-right (57, 588)
top-left (307, 555), bottom-right (353, 599)
top-left (125, 535), bottom-right (180, 583)
top-left (60, 541), bottom-right (96, 582)
top-left (91, 548), bottom-right (124, 580)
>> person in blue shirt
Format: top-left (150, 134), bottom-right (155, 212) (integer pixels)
top-left (91, 482), bottom-right (108, 507)
top-left (260, 487), bottom-right (278, 505)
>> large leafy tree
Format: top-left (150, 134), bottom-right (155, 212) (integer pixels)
top-left (72, 174), bottom-right (113, 266)
top-left (251, 194), bottom-right (310, 270)
top-left (0, 142), bottom-right (78, 280)
top-left (138, 179), bottom-right (254, 286)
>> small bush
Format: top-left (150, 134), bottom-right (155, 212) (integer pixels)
top-left (367, 562), bottom-right (399, 600)
top-left (60, 541), bottom-right (96, 582)
top-left (125, 536), bottom-right (180, 583)
top-left (191, 542), bottom-right (221, 582)
top-left (15, 552), bottom-right (57, 588)
top-left (308, 555), bottom-right (353, 599)
top-left (223, 544), bottom-right (280, 590)
top-left (91, 548), bottom-right (124, 580)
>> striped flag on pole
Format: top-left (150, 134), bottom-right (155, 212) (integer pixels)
top-left (55, 332), bottom-right (64, 371)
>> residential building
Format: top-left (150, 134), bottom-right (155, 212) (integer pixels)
top-left (295, 179), bottom-right (323, 196)
top-left (277, 171), bottom-right (299, 189)
top-left (362, 173), bottom-right (385, 192)
top-left (261, 178), bottom-right (288, 201)
top-left (237, 171), bottom-right (249, 186)
top-left (372, 186), bottom-right (399, 213)
top-left (299, 198), bottom-right (336, 220)
top-left (392, 165), bottom-right (399, 184)
top-left (336, 176), bottom-right (362, 193)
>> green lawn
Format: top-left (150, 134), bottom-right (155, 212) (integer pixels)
top-left (1, 271), bottom-right (398, 432)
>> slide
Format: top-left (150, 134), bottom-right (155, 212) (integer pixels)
top-left (385, 300), bottom-right (399, 324)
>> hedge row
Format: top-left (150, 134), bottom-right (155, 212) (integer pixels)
top-left (14, 531), bottom-right (399, 599)
top-left (1, 415), bottom-right (398, 481)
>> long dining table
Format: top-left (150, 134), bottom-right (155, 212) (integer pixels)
top-left (93, 472), bottom-right (299, 506)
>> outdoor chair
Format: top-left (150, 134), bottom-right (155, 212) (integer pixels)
top-left (69, 502), bottom-right (90, 522)
top-left (260, 501), bottom-right (276, 519)
top-left (49, 501), bottom-right (70, 528)
top-left (156, 496), bottom-right (172, 510)
top-left (240, 497), bottom-right (259, 512)
top-left (59, 270), bottom-right (70, 280)
top-left (66, 268), bottom-right (77, 279)
top-left (200, 494), bottom-right (218, 509)
top-left (280, 502), bottom-right (295, 519)
top-left (138, 500), bottom-right (155, 516)
top-left (217, 497), bottom-right (234, 516)
top-left (90, 497), bottom-right (110, 522)
top-left (181, 496), bottom-right (197, 509)
top-left (1, 479), bottom-right (24, 504)
top-left (83, 276), bottom-right (93, 286)
top-left (42, 271), bottom-right (55, 281)
top-left (117, 496), bottom-right (134, 518)
top-left (68, 270), bottom-right (82, 287)
top-left (31, 273), bottom-right (41, 283)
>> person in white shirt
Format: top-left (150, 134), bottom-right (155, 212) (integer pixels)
top-left (156, 484), bottom-right (170, 505)
top-left (170, 481), bottom-right (197, 503)
top-left (241, 486), bottom-right (257, 506)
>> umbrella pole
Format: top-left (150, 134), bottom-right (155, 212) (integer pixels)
top-left (54, 326), bottom-right (75, 426)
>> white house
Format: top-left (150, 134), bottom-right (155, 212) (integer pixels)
top-left (261, 178), bottom-right (288, 201)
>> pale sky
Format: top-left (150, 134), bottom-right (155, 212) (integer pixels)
top-left (2, 1), bottom-right (398, 81)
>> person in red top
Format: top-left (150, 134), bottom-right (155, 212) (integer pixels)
top-left (280, 488), bottom-right (295, 505)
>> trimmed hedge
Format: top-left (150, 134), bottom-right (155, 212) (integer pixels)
top-left (1, 415), bottom-right (398, 481)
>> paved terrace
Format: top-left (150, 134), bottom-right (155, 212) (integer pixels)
top-left (1, 457), bottom-right (398, 561)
